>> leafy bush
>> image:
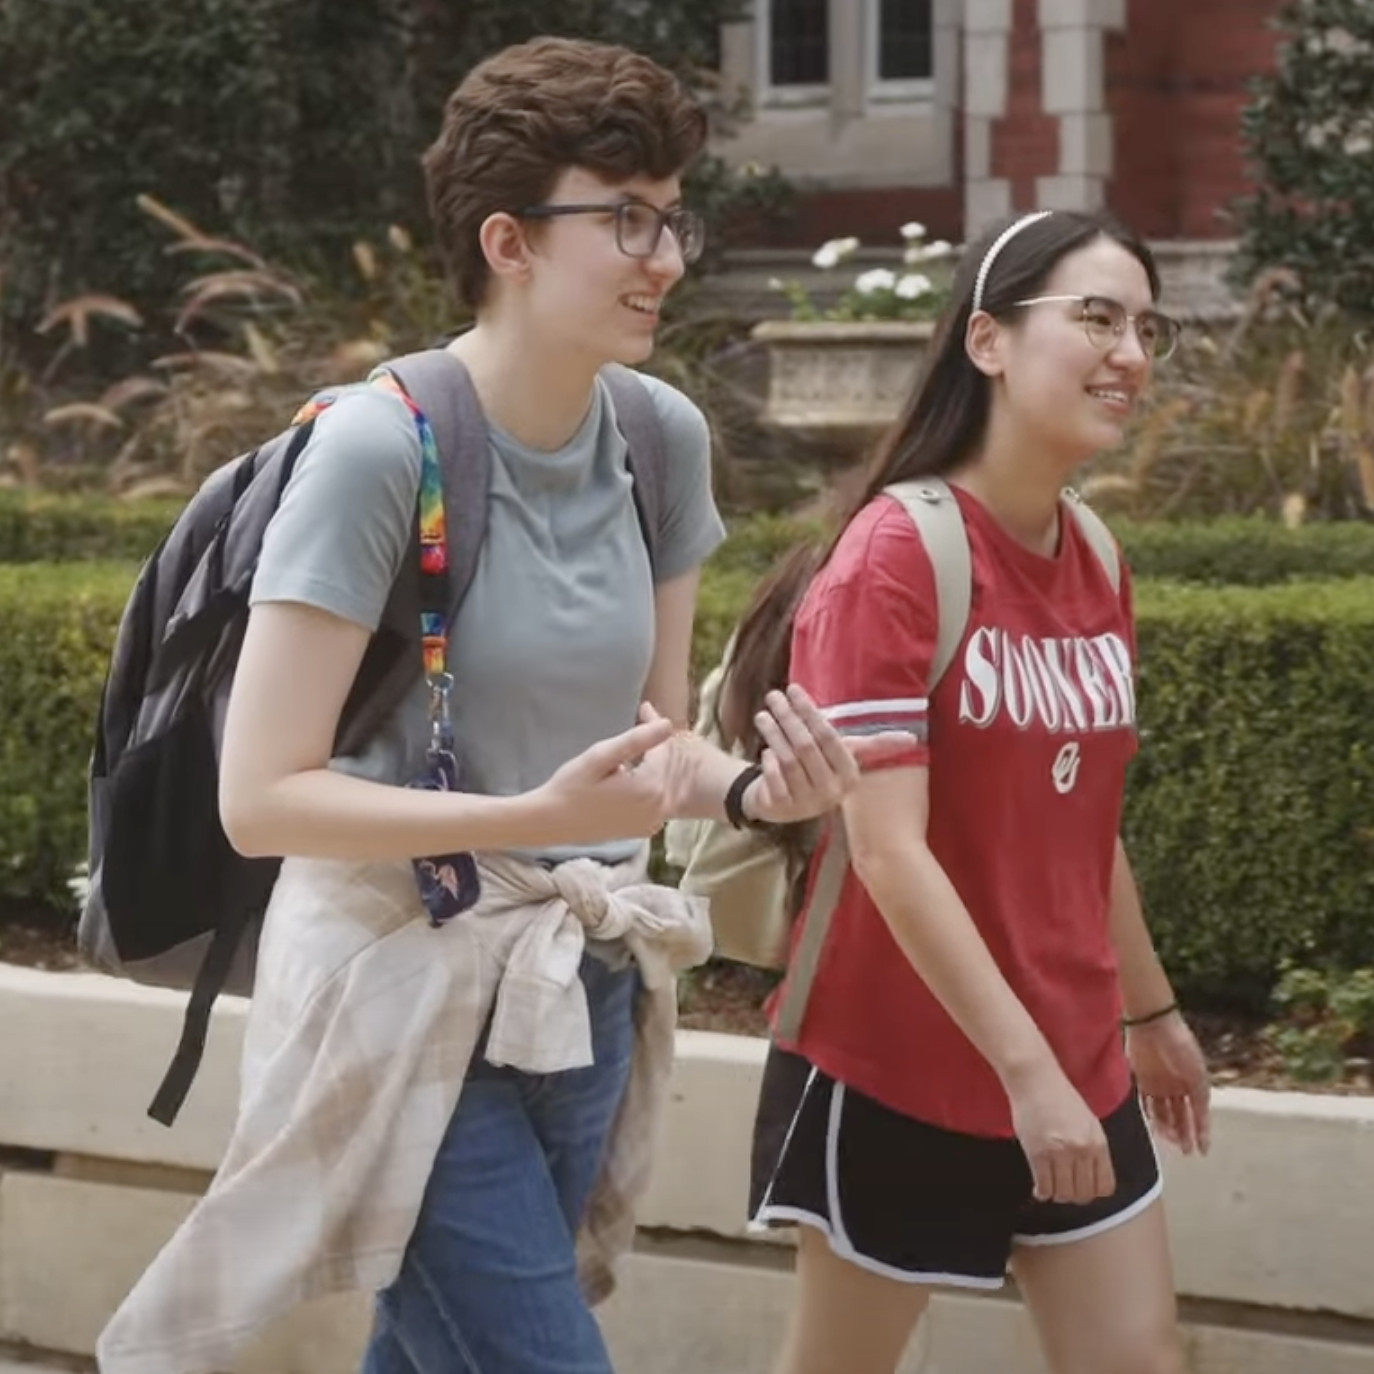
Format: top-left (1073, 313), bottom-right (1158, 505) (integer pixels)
top-left (1112, 516), bottom-right (1374, 585)
top-left (713, 509), bottom-right (1374, 592)
top-left (0, 0), bottom-right (406, 353)
top-left (1125, 579), bottom-right (1374, 1005)
top-left (0, 0), bottom-right (783, 377)
top-left (0, 491), bottom-right (179, 563)
top-left (1268, 962), bottom-right (1374, 1082)
top-left (1232, 0), bottom-right (1374, 318)
top-left (0, 562), bottom-right (135, 912)
top-left (6, 555), bottom-right (1370, 1016)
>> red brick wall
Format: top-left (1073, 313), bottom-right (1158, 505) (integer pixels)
top-left (1107, 0), bottom-right (1285, 239)
top-left (991, 0), bottom-right (1060, 209)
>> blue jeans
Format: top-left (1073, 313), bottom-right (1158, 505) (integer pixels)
top-left (359, 952), bottom-right (638, 1374)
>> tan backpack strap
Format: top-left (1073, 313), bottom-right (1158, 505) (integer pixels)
top-left (1061, 487), bottom-right (1121, 593)
top-left (883, 477), bottom-right (972, 690)
top-left (773, 824), bottom-right (850, 1042)
top-left (773, 482), bottom-right (971, 1040)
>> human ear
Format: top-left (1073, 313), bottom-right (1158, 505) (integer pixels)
top-left (478, 212), bottom-right (534, 285)
top-left (964, 310), bottom-right (1006, 379)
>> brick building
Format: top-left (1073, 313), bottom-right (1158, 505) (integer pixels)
top-left (717, 0), bottom-right (1286, 253)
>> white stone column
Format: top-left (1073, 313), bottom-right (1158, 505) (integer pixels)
top-left (963, 0), bottom-right (1014, 233)
top-left (1035, 0), bottom-right (1126, 210)
top-left (930, 0), bottom-right (963, 186)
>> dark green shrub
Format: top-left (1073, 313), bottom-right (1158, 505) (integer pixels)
top-left (0, 562), bottom-right (135, 911)
top-left (1127, 579), bottom-right (1374, 1004)
top-left (0, 492), bottom-right (179, 564)
top-left (5, 555), bottom-right (1371, 1016)
top-left (1232, 0), bottom-right (1374, 317)
top-left (0, 0), bottom-right (405, 355)
top-left (1114, 516), bottom-right (1374, 585)
top-left (713, 511), bottom-right (1374, 591)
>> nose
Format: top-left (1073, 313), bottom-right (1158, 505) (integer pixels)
top-left (1108, 321), bottom-right (1151, 370)
top-left (646, 226), bottom-right (687, 286)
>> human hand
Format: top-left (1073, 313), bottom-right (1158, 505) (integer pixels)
top-left (535, 710), bottom-right (689, 844)
top-left (742, 684), bottom-right (918, 826)
top-left (1007, 1064), bottom-right (1116, 1204)
top-left (1126, 1011), bottom-right (1212, 1156)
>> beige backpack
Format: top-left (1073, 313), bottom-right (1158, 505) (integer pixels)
top-left (665, 479), bottom-right (1119, 1036)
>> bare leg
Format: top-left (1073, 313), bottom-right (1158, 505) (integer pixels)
top-left (773, 1227), bottom-right (933, 1374)
top-left (1011, 1199), bottom-right (1184, 1374)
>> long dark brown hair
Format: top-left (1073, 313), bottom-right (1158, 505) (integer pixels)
top-left (718, 209), bottom-right (1161, 763)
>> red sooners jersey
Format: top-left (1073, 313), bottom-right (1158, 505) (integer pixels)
top-left (773, 487), bottom-right (1136, 1137)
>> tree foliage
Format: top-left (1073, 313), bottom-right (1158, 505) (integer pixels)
top-left (0, 0), bottom-right (776, 367)
top-left (1233, 0), bottom-right (1374, 316)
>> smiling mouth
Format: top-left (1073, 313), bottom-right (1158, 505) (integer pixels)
top-left (623, 294), bottom-right (662, 318)
top-left (1087, 386), bottom-right (1133, 412)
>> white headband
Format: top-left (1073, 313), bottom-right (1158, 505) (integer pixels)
top-left (971, 210), bottom-right (1053, 314)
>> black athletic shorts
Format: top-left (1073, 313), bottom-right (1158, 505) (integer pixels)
top-left (749, 1046), bottom-right (1162, 1287)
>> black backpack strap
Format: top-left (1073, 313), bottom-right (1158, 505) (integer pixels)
top-left (146, 903), bottom-right (253, 1126)
top-left (600, 364), bottom-right (665, 577)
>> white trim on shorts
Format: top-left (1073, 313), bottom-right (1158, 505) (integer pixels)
top-left (750, 1079), bottom-right (1008, 1291)
top-left (1012, 1120), bottom-right (1165, 1248)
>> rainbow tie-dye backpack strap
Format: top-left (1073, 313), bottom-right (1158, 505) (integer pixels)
top-left (292, 368), bottom-right (477, 926)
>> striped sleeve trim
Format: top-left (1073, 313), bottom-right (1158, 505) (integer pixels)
top-left (822, 697), bottom-right (929, 741)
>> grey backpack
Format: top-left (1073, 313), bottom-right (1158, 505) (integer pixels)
top-left (78, 348), bottom-right (668, 1124)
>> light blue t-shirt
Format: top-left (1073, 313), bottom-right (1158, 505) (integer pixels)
top-left (251, 367), bottom-right (726, 864)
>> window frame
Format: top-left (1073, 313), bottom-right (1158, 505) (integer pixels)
top-left (757, 0), bottom-right (831, 108)
top-left (866, 0), bottom-right (937, 106)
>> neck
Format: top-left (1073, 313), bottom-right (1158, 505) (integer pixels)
top-left (953, 408), bottom-right (1076, 556)
top-left (446, 319), bottom-right (604, 452)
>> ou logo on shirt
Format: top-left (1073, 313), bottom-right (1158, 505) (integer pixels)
top-left (1051, 741), bottom-right (1082, 795)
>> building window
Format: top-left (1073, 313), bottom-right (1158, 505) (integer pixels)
top-left (876, 0), bottom-right (933, 82)
top-left (751, 0), bottom-right (934, 108)
top-left (768, 0), bottom-right (829, 88)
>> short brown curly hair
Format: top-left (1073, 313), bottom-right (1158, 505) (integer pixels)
top-left (423, 37), bottom-right (709, 310)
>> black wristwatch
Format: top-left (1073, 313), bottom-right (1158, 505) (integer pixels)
top-left (724, 763), bottom-right (774, 832)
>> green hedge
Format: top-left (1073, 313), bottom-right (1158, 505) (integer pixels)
top-left (3, 558), bottom-right (1372, 1010)
top-left (0, 562), bottom-right (136, 911)
top-left (0, 492), bottom-right (179, 565)
top-left (9, 490), bottom-right (1374, 589)
top-left (712, 511), bottom-right (1374, 589)
top-left (1128, 580), bottom-right (1374, 1002)
top-left (1114, 517), bottom-right (1374, 586)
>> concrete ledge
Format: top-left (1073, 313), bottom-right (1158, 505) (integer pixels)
top-left (3, 963), bottom-right (1374, 1371)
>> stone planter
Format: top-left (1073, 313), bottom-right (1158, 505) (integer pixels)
top-left (750, 319), bottom-right (937, 464)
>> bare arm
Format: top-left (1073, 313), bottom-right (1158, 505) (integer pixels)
top-left (844, 767), bottom-right (1060, 1087)
top-left (1107, 836), bottom-right (1177, 1019)
top-left (843, 766), bottom-right (1116, 1202)
top-left (643, 569), bottom-right (913, 825)
top-left (218, 601), bottom-right (671, 860)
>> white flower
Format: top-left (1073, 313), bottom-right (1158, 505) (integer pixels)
top-left (768, 277), bottom-right (787, 291)
top-left (68, 862), bottom-right (90, 905)
top-left (854, 268), bottom-right (898, 295)
top-left (895, 272), bottom-right (934, 300)
top-left (899, 221), bottom-right (927, 242)
top-left (812, 237), bottom-right (860, 269)
top-left (904, 239), bottom-right (954, 265)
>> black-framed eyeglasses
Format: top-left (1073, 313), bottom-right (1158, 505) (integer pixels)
top-left (1012, 294), bottom-right (1182, 361)
top-left (517, 200), bottom-right (706, 265)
